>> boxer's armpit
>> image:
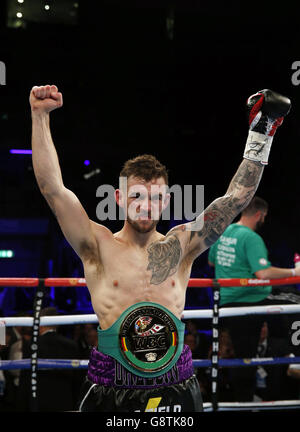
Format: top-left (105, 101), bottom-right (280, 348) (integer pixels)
top-left (80, 240), bottom-right (99, 265)
top-left (147, 234), bottom-right (182, 285)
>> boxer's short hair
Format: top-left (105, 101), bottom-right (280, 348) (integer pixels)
top-left (120, 154), bottom-right (168, 184)
top-left (242, 196), bottom-right (269, 216)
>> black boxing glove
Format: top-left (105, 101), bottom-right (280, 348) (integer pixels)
top-left (243, 89), bottom-right (291, 165)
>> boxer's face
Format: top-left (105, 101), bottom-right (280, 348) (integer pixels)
top-left (124, 176), bottom-right (169, 233)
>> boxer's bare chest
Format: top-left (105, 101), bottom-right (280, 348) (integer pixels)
top-left (83, 233), bottom-right (191, 327)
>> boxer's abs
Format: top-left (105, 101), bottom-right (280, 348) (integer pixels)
top-left (83, 257), bottom-right (190, 330)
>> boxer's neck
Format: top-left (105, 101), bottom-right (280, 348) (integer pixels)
top-left (117, 221), bottom-right (163, 248)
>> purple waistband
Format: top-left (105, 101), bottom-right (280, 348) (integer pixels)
top-left (87, 345), bottom-right (194, 389)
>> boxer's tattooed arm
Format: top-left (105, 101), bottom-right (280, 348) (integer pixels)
top-left (147, 235), bottom-right (182, 285)
top-left (189, 159), bottom-right (264, 251)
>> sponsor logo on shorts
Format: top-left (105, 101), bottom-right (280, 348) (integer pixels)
top-left (114, 361), bottom-right (179, 387)
top-left (134, 397), bottom-right (182, 412)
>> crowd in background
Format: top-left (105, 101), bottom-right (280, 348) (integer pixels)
top-left (1, 310), bottom-right (300, 411)
top-left (0, 308), bottom-right (98, 412)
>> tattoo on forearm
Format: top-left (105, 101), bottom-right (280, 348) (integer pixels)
top-left (190, 159), bottom-right (264, 249)
top-left (229, 159), bottom-right (263, 189)
top-left (147, 235), bottom-right (182, 285)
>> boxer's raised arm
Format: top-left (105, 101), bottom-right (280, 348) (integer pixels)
top-left (169, 89), bottom-right (291, 260)
top-left (30, 85), bottom-right (98, 262)
top-left (185, 159), bottom-right (263, 258)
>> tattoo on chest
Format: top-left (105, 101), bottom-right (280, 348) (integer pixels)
top-left (147, 235), bottom-right (182, 285)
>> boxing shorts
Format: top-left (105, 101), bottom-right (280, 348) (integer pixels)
top-left (78, 302), bottom-right (203, 412)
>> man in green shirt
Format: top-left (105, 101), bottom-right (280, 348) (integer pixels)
top-left (208, 196), bottom-right (298, 401)
top-left (209, 198), bottom-right (271, 305)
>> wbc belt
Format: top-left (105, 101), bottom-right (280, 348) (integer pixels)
top-left (97, 302), bottom-right (185, 378)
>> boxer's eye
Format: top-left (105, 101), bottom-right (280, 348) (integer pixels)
top-left (129, 192), bottom-right (141, 199)
top-left (151, 194), bottom-right (162, 202)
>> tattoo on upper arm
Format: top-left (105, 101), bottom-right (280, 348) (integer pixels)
top-left (189, 160), bottom-right (264, 249)
top-left (147, 235), bottom-right (182, 285)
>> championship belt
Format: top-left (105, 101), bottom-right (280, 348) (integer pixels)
top-left (97, 302), bottom-right (185, 378)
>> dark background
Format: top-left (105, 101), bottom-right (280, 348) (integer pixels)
top-left (0, 0), bottom-right (300, 315)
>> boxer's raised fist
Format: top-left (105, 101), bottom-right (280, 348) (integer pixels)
top-left (247, 89), bottom-right (291, 137)
top-left (30, 85), bottom-right (63, 114)
top-left (244, 89), bottom-right (291, 165)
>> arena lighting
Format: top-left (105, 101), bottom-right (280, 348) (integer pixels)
top-left (17, 0), bottom-right (24, 3)
top-left (16, 12), bottom-right (22, 18)
top-left (9, 149), bottom-right (32, 154)
top-left (45, 5), bottom-right (50, 10)
top-left (0, 250), bottom-right (14, 258)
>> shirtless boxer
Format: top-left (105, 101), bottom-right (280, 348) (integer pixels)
top-left (29, 86), bottom-right (291, 412)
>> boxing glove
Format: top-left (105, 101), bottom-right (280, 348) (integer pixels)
top-left (243, 89), bottom-right (291, 165)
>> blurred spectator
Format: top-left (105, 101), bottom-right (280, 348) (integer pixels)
top-left (17, 307), bottom-right (79, 412)
top-left (287, 354), bottom-right (300, 400)
top-left (0, 335), bottom-right (7, 412)
top-left (184, 320), bottom-right (209, 359)
top-left (8, 315), bottom-right (32, 385)
top-left (72, 323), bottom-right (98, 391)
top-left (184, 333), bottom-right (201, 361)
top-left (0, 313), bottom-right (31, 411)
top-left (254, 321), bottom-right (298, 401)
top-left (73, 323), bottom-right (98, 359)
top-left (197, 328), bottom-right (235, 402)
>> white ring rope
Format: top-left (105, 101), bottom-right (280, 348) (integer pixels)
top-left (2, 304), bottom-right (300, 326)
top-left (203, 400), bottom-right (300, 411)
top-left (1, 314), bottom-right (98, 327)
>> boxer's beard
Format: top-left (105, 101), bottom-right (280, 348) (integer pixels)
top-left (127, 215), bottom-right (159, 233)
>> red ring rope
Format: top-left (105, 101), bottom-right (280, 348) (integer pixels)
top-left (0, 277), bottom-right (299, 287)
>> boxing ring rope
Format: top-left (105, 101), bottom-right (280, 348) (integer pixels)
top-left (1, 276), bottom-right (300, 412)
top-left (1, 276), bottom-right (300, 287)
top-left (2, 355), bottom-right (300, 370)
top-left (2, 303), bottom-right (300, 327)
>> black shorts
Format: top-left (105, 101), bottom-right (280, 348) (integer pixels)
top-left (78, 375), bottom-right (203, 412)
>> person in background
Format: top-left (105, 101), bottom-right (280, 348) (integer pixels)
top-left (197, 328), bottom-right (235, 403)
top-left (17, 307), bottom-right (79, 412)
top-left (254, 321), bottom-right (298, 401)
top-left (73, 323), bottom-right (98, 359)
top-left (184, 319), bottom-right (209, 359)
top-left (208, 196), bottom-right (300, 401)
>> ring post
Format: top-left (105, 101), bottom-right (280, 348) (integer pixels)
top-left (30, 278), bottom-right (46, 412)
top-left (211, 278), bottom-right (221, 412)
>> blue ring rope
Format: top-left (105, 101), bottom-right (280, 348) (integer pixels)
top-left (1, 356), bottom-right (300, 370)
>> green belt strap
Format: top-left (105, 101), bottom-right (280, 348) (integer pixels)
top-left (97, 301), bottom-right (185, 378)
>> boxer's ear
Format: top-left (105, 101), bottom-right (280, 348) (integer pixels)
top-left (115, 188), bottom-right (124, 208)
